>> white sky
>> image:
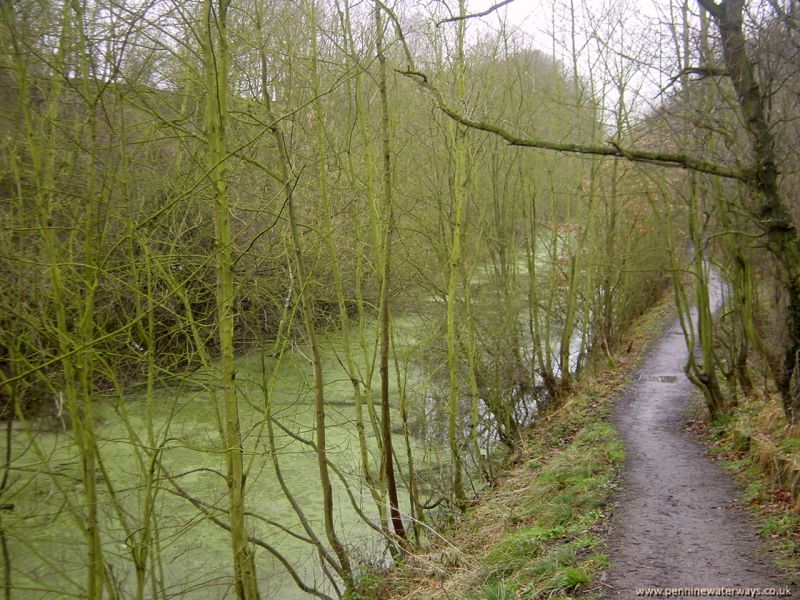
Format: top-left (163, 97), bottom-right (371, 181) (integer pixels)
top-left (463, 0), bottom-right (663, 53)
top-left (454, 0), bottom-right (677, 125)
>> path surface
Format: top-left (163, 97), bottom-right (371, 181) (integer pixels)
top-left (606, 306), bottom-right (791, 598)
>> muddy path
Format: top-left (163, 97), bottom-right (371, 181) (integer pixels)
top-left (605, 301), bottom-right (792, 597)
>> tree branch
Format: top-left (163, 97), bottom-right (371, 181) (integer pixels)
top-left (161, 468), bottom-right (335, 600)
top-left (682, 65), bottom-right (728, 78)
top-left (697, 0), bottom-right (725, 18)
top-left (436, 0), bottom-right (516, 26)
top-left (398, 69), bottom-right (753, 183)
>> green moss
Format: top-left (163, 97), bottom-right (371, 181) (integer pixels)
top-left (778, 437), bottom-right (800, 452)
top-left (760, 514), bottom-right (799, 538)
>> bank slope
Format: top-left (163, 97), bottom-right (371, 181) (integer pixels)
top-left (376, 300), bottom-right (674, 600)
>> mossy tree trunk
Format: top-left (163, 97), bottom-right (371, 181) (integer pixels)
top-left (2, 1), bottom-right (107, 595)
top-left (374, 0), bottom-right (407, 542)
top-left (444, 0), bottom-right (468, 506)
top-left (698, 0), bottom-right (800, 421)
top-left (201, 1), bottom-right (260, 597)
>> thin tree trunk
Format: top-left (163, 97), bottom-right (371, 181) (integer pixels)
top-left (309, 0), bottom-right (386, 530)
top-left (687, 176), bottom-right (727, 417)
top-left (374, 1), bottom-right (407, 542)
top-left (255, 2), bottom-right (355, 583)
top-left (337, 0), bottom-right (389, 530)
top-left (3, 1), bottom-right (106, 595)
top-left (444, 0), bottom-right (469, 505)
top-left (202, 2), bottom-right (259, 597)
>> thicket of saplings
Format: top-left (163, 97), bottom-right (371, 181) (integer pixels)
top-left (1, 0), bottom-right (798, 598)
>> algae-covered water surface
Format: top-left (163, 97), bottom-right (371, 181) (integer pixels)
top-left (3, 256), bottom-right (571, 599)
top-left (3, 316), bottom-right (447, 599)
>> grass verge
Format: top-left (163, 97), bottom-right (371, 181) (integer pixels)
top-left (688, 391), bottom-right (800, 581)
top-left (373, 299), bottom-right (674, 600)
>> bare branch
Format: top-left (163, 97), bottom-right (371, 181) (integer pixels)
top-left (398, 69), bottom-right (752, 183)
top-left (697, 0), bottom-right (725, 19)
top-left (373, 0), bottom-right (415, 68)
top-left (162, 469), bottom-right (336, 600)
top-left (659, 66), bottom-right (729, 97)
top-left (436, 0), bottom-right (516, 26)
top-left (682, 65), bottom-right (728, 78)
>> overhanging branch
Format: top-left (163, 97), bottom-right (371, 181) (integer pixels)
top-left (398, 69), bottom-right (752, 184)
top-left (436, 0), bottom-right (516, 26)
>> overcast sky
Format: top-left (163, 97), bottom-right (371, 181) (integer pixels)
top-left (452, 0), bottom-right (676, 124)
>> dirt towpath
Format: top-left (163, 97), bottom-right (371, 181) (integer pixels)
top-left (606, 305), bottom-right (792, 598)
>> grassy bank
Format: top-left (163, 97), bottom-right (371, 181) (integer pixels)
top-left (690, 391), bottom-right (800, 581)
top-left (373, 300), bottom-right (674, 599)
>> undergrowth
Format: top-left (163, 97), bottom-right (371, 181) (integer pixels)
top-left (692, 391), bottom-right (800, 581)
top-left (375, 299), bottom-right (673, 599)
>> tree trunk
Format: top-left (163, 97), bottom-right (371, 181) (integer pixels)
top-left (698, 0), bottom-right (800, 421)
top-left (443, 0), bottom-right (469, 506)
top-left (374, 1), bottom-right (407, 542)
top-left (202, 2), bottom-right (260, 597)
